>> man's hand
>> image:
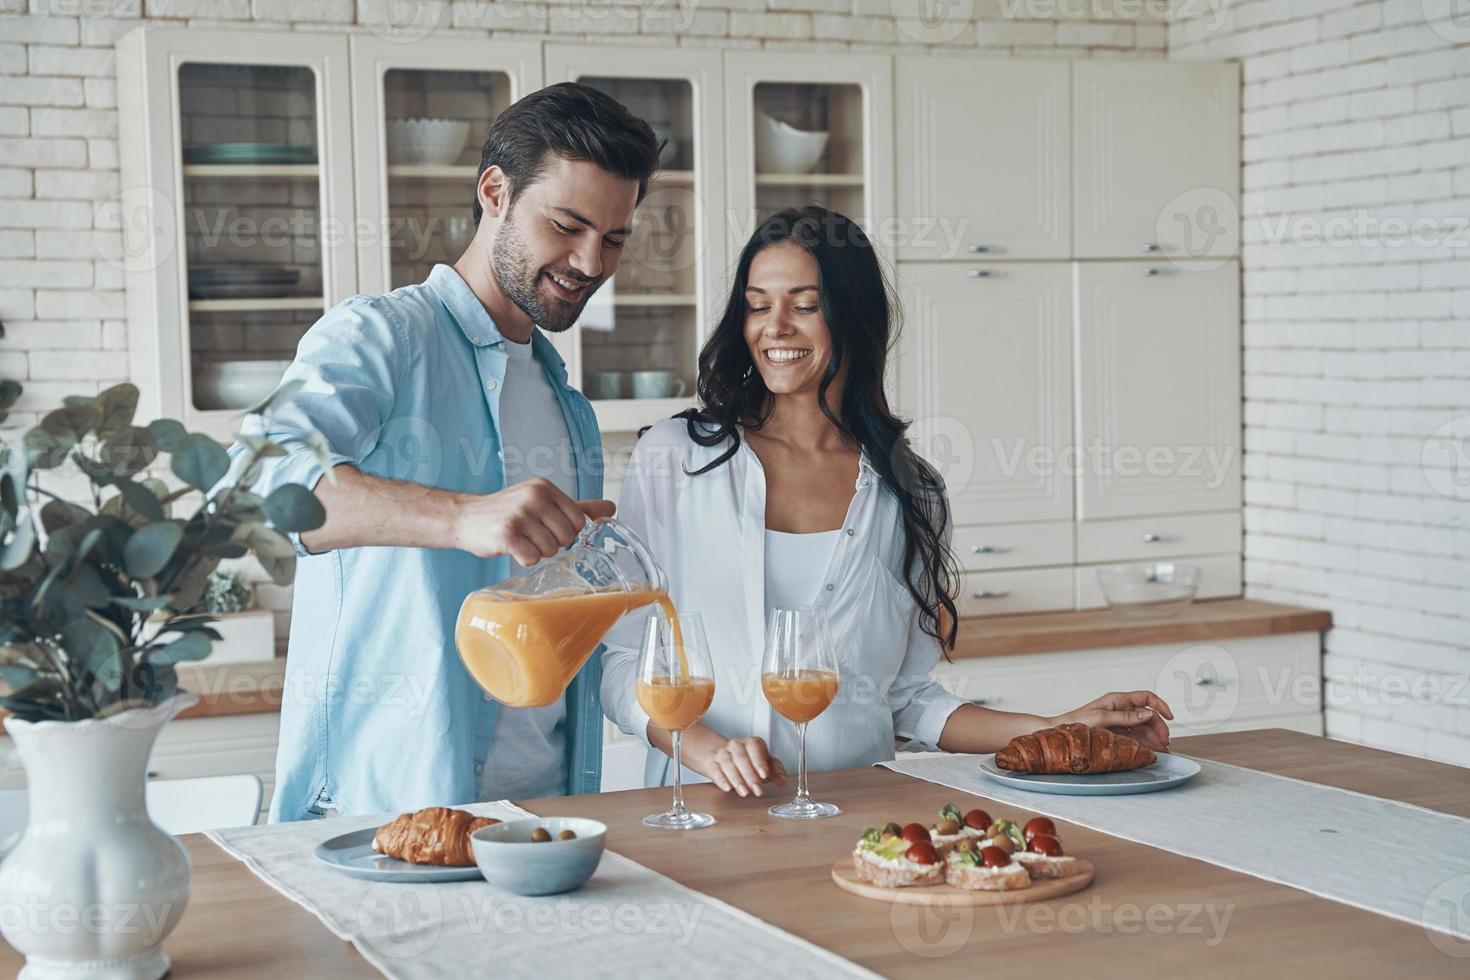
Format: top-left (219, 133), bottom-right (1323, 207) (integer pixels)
top-left (452, 477), bottom-right (615, 566)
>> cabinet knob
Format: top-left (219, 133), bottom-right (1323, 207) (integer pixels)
top-left (1194, 675), bottom-right (1229, 688)
top-left (1143, 267), bottom-right (1160, 277)
top-left (970, 544), bottom-right (1012, 554)
top-left (1142, 532), bottom-right (1172, 542)
top-left (968, 269), bottom-right (993, 279)
top-left (968, 244), bottom-right (992, 254)
top-left (1142, 243), bottom-right (1161, 253)
top-left (971, 589), bottom-right (1010, 599)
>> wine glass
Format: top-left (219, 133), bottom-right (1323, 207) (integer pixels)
top-left (638, 611), bottom-right (717, 830)
top-left (761, 606), bottom-right (841, 820)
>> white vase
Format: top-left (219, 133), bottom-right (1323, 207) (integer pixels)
top-left (0, 693), bottom-right (197, 980)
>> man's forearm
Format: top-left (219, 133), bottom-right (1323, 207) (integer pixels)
top-left (299, 464), bottom-right (465, 554)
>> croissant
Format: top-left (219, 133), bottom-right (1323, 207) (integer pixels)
top-left (372, 807), bottom-right (500, 866)
top-left (995, 723), bottom-right (1156, 774)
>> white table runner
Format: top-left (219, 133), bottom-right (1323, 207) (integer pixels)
top-left (879, 752), bottom-right (1470, 942)
top-left (206, 801), bottom-right (877, 979)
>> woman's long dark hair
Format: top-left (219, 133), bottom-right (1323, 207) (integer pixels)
top-left (668, 206), bottom-right (960, 651)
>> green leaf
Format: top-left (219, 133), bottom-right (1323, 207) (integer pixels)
top-left (123, 521), bottom-right (183, 579)
top-left (22, 427), bottom-right (72, 470)
top-left (171, 433), bottom-right (229, 491)
top-left (114, 478), bottom-right (165, 523)
top-left (94, 383), bottom-right (140, 440)
top-left (100, 426), bottom-right (158, 478)
top-left (110, 594), bottom-right (174, 613)
top-left (263, 483), bottom-right (325, 533)
top-left (239, 434), bottom-right (287, 460)
top-left (231, 521), bottom-right (296, 585)
top-left (305, 429), bottom-right (337, 484)
top-left (70, 449), bottom-right (114, 487)
top-left (224, 489), bottom-right (267, 523)
top-left (148, 418), bottom-right (187, 453)
top-left (1, 514), bottom-right (35, 571)
top-left (168, 556), bottom-right (219, 612)
top-left (40, 403), bottom-right (101, 442)
top-left (67, 561), bottom-right (113, 608)
top-left (0, 379), bottom-right (22, 412)
top-left (150, 630), bottom-right (212, 665)
top-left (40, 499), bottom-right (92, 534)
top-left (59, 616), bottom-right (121, 675)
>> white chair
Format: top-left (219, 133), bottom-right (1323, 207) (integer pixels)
top-left (0, 774), bottom-right (262, 857)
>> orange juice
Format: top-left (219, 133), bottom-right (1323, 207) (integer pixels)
top-left (456, 587), bottom-right (685, 708)
top-left (762, 669), bottom-right (839, 724)
top-left (636, 676), bottom-right (715, 732)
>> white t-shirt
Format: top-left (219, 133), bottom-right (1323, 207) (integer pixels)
top-left (764, 528), bottom-right (842, 614)
top-left (479, 335), bottom-right (577, 801)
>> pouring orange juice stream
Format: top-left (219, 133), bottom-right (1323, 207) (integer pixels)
top-left (456, 587), bottom-right (689, 709)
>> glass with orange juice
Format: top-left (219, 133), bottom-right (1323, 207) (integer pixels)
top-left (638, 611), bottom-right (717, 830)
top-left (762, 606), bottom-right (841, 819)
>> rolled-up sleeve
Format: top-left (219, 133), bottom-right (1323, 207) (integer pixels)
top-left (599, 430), bottom-right (684, 746)
top-left (226, 297), bottom-right (404, 556)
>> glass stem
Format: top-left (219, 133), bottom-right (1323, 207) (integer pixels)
top-left (671, 729), bottom-right (686, 814)
top-left (795, 721), bottom-right (810, 802)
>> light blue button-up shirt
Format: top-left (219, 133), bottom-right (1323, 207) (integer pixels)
top-left (229, 264), bottom-right (605, 822)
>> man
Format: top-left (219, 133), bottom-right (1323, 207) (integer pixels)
top-left (231, 83), bottom-right (662, 820)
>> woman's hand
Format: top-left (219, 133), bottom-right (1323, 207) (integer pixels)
top-left (677, 726), bottom-right (788, 798)
top-left (1050, 691), bottom-right (1174, 753)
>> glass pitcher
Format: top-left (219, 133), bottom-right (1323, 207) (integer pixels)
top-left (454, 518), bottom-right (674, 707)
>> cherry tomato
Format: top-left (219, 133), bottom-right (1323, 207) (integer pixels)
top-left (1028, 834), bottom-right (1065, 857)
top-left (900, 823), bottom-right (929, 845)
top-left (963, 808), bottom-right (991, 830)
top-left (980, 845), bottom-right (1012, 868)
top-left (1023, 817), bottom-right (1057, 840)
top-left (906, 841), bottom-right (939, 865)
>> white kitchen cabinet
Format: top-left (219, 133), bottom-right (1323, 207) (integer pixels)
top-left (723, 51), bottom-right (894, 254)
top-left (115, 28), bottom-right (358, 443)
top-left (350, 36), bottom-right (542, 296)
top-left (896, 262), bottom-right (1074, 527)
top-left (895, 57), bottom-right (1070, 261)
top-left (1074, 261), bottom-right (1241, 520)
top-left (1072, 61), bottom-right (1240, 260)
top-left (931, 631), bottom-right (1322, 737)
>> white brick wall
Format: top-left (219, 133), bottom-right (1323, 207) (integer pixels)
top-left (1171, 0), bottom-right (1470, 768)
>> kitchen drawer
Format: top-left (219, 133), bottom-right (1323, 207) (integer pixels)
top-left (931, 631), bottom-right (1321, 732)
top-left (957, 568), bottom-right (1074, 617)
top-left (953, 522), bottom-right (1074, 571)
top-left (1076, 553), bottom-right (1242, 609)
top-left (1076, 511), bottom-right (1241, 564)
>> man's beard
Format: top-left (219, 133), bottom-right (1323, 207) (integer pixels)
top-left (490, 206), bottom-right (598, 334)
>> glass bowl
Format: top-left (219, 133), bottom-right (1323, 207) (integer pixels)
top-left (1095, 563), bottom-right (1201, 618)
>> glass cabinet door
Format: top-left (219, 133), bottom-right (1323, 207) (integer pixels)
top-left (724, 52), bottom-right (894, 253)
top-left (351, 38), bottom-right (542, 295)
top-left (544, 46), bottom-right (726, 432)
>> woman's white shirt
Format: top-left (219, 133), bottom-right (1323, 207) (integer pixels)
top-left (600, 419), bottom-right (966, 788)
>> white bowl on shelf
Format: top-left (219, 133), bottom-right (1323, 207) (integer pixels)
top-left (193, 359), bottom-right (292, 411)
top-left (1096, 563), bottom-right (1201, 619)
top-left (754, 111), bottom-right (829, 175)
top-left (387, 118), bottom-right (471, 167)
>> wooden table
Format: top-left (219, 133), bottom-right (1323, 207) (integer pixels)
top-left (4, 730), bottom-right (1465, 976)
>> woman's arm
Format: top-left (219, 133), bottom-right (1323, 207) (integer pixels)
top-left (938, 692), bottom-right (1174, 754)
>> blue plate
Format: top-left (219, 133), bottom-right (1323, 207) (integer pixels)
top-left (978, 752), bottom-right (1201, 796)
top-left (314, 828), bottom-right (484, 883)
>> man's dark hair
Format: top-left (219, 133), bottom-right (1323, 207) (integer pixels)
top-left (472, 81), bottom-right (663, 224)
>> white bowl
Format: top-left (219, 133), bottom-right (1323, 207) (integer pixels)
top-left (193, 360), bottom-right (291, 411)
top-left (470, 817), bottom-right (607, 896)
top-left (754, 111), bottom-right (829, 174)
top-left (387, 117), bottom-right (471, 166)
top-left (1096, 563), bottom-right (1201, 618)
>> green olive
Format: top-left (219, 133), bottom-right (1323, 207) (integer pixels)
top-left (883, 822), bottom-right (902, 838)
top-left (986, 835), bottom-right (1016, 855)
top-left (935, 819), bottom-right (960, 836)
top-left (530, 827), bottom-right (551, 843)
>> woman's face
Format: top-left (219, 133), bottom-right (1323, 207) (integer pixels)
top-left (743, 242), bottom-right (833, 398)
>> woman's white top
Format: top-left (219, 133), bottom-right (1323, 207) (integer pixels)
top-left (600, 419), bottom-right (966, 788)
top-left (764, 528), bottom-right (842, 612)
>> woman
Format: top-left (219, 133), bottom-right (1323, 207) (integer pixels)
top-left (601, 206), bottom-right (1172, 796)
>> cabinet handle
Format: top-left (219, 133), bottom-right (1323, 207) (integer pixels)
top-left (1142, 243), bottom-right (1161, 253)
top-left (970, 544), bottom-right (1013, 554)
top-left (1142, 532), bottom-right (1173, 542)
top-left (968, 269), bottom-right (993, 279)
top-left (1194, 675), bottom-right (1229, 688)
top-left (970, 697), bottom-right (1002, 707)
top-left (1143, 267), bottom-right (1160, 277)
top-left (972, 589), bottom-right (1010, 599)
top-left (967, 244), bottom-right (992, 254)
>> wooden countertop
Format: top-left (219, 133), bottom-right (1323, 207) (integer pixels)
top-left (0, 600), bottom-right (1332, 730)
top-left (4, 730), bottom-right (1456, 977)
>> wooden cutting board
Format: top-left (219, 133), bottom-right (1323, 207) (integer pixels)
top-left (831, 857), bottom-right (1094, 906)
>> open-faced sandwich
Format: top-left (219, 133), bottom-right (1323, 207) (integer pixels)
top-left (852, 824), bottom-right (944, 887)
top-left (944, 838), bottom-right (1031, 891)
top-left (930, 803), bottom-right (994, 853)
top-left (1009, 817), bottom-right (1083, 879)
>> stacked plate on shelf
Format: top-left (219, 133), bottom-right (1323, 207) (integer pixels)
top-left (188, 265), bottom-right (301, 300)
top-left (182, 143), bottom-right (317, 165)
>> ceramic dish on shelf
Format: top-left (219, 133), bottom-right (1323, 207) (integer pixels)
top-left (386, 118), bottom-right (471, 166)
top-left (188, 265), bottom-right (301, 300)
top-left (182, 143), bottom-right (317, 166)
top-left (192, 359), bottom-right (291, 411)
top-left (754, 111), bottom-right (829, 174)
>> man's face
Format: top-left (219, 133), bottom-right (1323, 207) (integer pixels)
top-left (489, 155), bottom-right (638, 333)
